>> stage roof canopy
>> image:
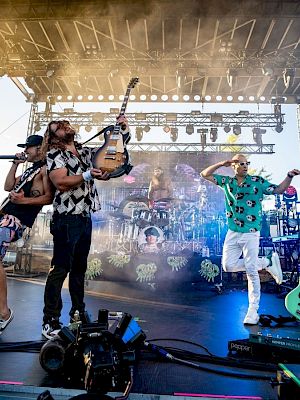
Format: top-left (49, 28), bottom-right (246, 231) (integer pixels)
top-left (0, 0), bottom-right (299, 104)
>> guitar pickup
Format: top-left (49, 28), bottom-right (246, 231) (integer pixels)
top-left (104, 156), bottom-right (116, 160)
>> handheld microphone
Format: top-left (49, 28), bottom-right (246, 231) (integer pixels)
top-left (0, 155), bottom-right (27, 160)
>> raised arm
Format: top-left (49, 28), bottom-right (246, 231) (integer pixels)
top-left (200, 160), bottom-right (236, 183)
top-left (273, 169), bottom-right (300, 194)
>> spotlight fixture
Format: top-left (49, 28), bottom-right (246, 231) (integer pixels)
top-left (143, 125), bottom-right (151, 133)
top-left (210, 128), bottom-right (218, 142)
top-left (261, 65), bottom-right (274, 76)
top-left (197, 129), bottom-right (208, 147)
top-left (170, 127), bottom-right (178, 142)
top-left (163, 125), bottom-right (171, 133)
top-left (135, 127), bottom-right (143, 141)
top-left (275, 124), bottom-right (283, 133)
top-left (283, 68), bottom-right (295, 89)
top-left (224, 125), bottom-right (231, 133)
top-left (186, 125), bottom-right (194, 135)
top-left (252, 127), bottom-right (266, 145)
top-left (226, 68), bottom-right (237, 88)
top-left (232, 125), bottom-right (241, 136)
top-left (85, 125), bottom-right (92, 133)
top-left (176, 70), bottom-right (186, 89)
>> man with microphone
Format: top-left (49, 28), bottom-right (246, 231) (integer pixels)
top-left (0, 135), bottom-right (53, 334)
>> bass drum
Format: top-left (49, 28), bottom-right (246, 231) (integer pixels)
top-left (118, 195), bottom-right (149, 219)
top-left (137, 225), bottom-right (164, 246)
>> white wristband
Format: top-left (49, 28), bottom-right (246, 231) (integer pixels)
top-left (82, 170), bottom-right (93, 181)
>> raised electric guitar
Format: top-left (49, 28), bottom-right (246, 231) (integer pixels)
top-left (285, 279), bottom-right (300, 320)
top-left (92, 77), bottom-right (139, 178)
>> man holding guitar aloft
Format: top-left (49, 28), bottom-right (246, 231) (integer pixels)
top-left (201, 154), bottom-right (300, 325)
top-left (42, 116), bottom-right (130, 339)
top-left (0, 135), bottom-right (53, 334)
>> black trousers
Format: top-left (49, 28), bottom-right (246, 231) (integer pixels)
top-left (43, 213), bottom-right (92, 322)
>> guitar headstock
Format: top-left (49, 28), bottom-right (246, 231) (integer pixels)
top-left (128, 77), bottom-right (139, 88)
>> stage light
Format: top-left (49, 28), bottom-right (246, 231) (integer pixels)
top-left (98, 95), bottom-right (104, 101)
top-left (200, 132), bottom-right (207, 147)
top-left (150, 95), bottom-right (157, 101)
top-left (224, 125), bottom-right (231, 133)
top-left (85, 125), bottom-right (92, 133)
top-left (249, 96), bottom-right (255, 101)
top-left (216, 95), bottom-right (222, 101)
top-left (119, 95), bottom-right (123, 100)
top-left (135, 113), bottom-right (146, 121)
top-left (166, 113), bottom-right (177, 122)
top-left (108, 95), bottom-right (114, 101)
top-left (262, 65), bottom-right (274, 76)
top-left (143, 125), bottom-right (151, 133)
top-left (260, 96), bottom-right (266, 101)
top-left (130, 94), bottom-right (136, 100)
top-left (205, 95), bottom-right (211, 101)
top-left (253, 131), bottom-right (263, 145)
top-left (172, 95), bottom-right (179, 101)
top-left (210, 113), bottom-right (223, 123)
top-left (140, 95), bottom-right (147, 101)
top-left (56, 95), bottom-right (62, 101)
top-left (274, 104), bottom-right (281, 116)
top-left (135, 127), bottom-right (143, 141)
top-left (87, 95), bottom-right (93, 100)
top-left (275, 124), bottom-right (283, 133)
top-left (232, 125), bottom-right (241, 135)
top-left (46, 69), bottom-right (55, 78)
top-left (226, 68), bottom-right (237, 88)
top-left (186, 125), bottom-right (194, 135)
top-left (227, 95), bottom-right (233, 101)
top-left (176, 70), bottom-right (186, 89)
top-left (163, 125), bottom-right (170, 133)
top-left (67, 95), bottom-right (73, 101)
top-left (283, 68), bottom-right (295, 89)
top-left (77, 95), bottom-right (83, 101)
top-left (183, 95), bottom-right (190, 101)
top-left (194, 95), bottom-right (201, 101)
top-left (210, 128), bottom-right (218, 142)
top-left (237, 96), bottom-right (244, 101)
top-left (161, 95), bottom-right (168, 101)
top-left (34, 122), bottom-right (41, 132)
top-left (170, 127), bottom-right (178, 142)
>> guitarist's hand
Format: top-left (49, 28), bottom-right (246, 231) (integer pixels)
top-left (90, 168), bottom-right (110, 181)
top-left (117, 115), bottom-right (129, 131)
top-left (9, 189), bottom-right (25, 204)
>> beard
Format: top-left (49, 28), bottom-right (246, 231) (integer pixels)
top-left (61, 130), bottom-right (75, 144)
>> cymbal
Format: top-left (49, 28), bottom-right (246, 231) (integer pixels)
top-left (125, 195), bottom-right (148, 202)
top-left (109, 211), bottom-right (131, 219)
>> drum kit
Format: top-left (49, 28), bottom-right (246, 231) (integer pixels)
top-left (104, 194), bottom-right (227, 254)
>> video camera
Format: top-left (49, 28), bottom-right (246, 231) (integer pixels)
top-left (39, 310), bottom-right (146, 395)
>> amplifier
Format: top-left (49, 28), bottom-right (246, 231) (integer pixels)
top-left (228, 334), bottom-right (300, 362)
top-left (249, 333), bottom-right (300, 352)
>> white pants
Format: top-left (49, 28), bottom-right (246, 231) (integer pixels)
top-left (222, 229), bottom-right (269, 310)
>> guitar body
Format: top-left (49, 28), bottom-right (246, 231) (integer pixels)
top-left (285, 282), bottom-right (300, 320)
top-left (91, 77), bottom-right (138, 179)
top-left (93, 125), bottom-right (132, 178)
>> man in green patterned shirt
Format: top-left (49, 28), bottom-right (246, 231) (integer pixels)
top-left (201, 154), bottom-right (300, 325)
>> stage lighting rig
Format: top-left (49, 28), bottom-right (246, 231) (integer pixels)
top-left (39, 310), bottom-right (145, 395)
top-left (232, 125), bottom-right (241, 136)
top-left (210, 128), bottom-right (218, 142)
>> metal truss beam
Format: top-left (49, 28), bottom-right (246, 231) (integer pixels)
top-left (35, 111), bottom-right (284, 129)
top-left (89, 142), bottom-right (274, 154)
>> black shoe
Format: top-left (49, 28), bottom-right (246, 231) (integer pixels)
top-left (42, 318), bottom-right (62, 340)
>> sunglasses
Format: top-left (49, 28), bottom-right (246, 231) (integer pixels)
top-left (238, 161), bottom-right (250, 166)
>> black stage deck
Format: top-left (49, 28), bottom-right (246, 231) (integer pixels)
top-left (0, 276), bottom-right (299, 400)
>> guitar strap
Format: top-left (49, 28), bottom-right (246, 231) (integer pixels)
top-left (0, 160), bottom-right (45, 213)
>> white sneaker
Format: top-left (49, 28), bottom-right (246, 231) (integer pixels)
top-left (0, 309), bottom-right (14, 333)
top-left (243, 307), bottom-right (259, 325)
top-left (266, 252), bottom-right (283, 285)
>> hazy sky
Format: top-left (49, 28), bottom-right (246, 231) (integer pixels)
top-left (0, 76), bottom-right (299, 208)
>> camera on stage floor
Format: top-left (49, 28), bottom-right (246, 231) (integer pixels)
top-left (39, 310), bottom-right (146, 394)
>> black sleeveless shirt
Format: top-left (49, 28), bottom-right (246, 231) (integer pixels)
top-left (2, 166), bottom-right (43, 228)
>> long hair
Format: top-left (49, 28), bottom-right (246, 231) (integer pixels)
top-left (45, 121), bottom-right (81, 151)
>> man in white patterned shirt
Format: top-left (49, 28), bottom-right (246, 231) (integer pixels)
top-left (42, 117), bottom-right (129, 339)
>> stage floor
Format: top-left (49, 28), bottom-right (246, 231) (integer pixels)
top-left (0, 276), bottom-right (299, 400)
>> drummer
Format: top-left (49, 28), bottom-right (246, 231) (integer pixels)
top-left (148, 166), bottom-right (173, 210)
